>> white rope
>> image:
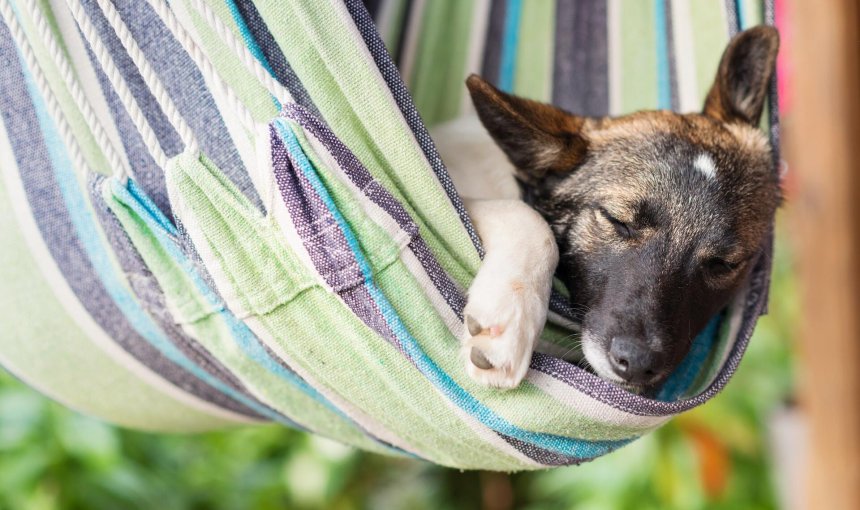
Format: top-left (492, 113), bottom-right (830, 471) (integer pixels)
top-left (65, 0), bottom-right (170, 169)
top-left (1, 1), bottom-right (94, 181)
top-left (143, 0), bottom-right (258, 132)
top-left (186, 0), bottom-right (292, 105)
top-left (22, 0), bottom-right (128, 180)
top-left (89, 0), bottom-right (197, 151)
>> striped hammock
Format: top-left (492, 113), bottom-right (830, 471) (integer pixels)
top-left (0, 0), bottom-right (777, 470)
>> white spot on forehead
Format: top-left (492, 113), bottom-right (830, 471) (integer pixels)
top-left (693, 153), bottom-right (717, 179)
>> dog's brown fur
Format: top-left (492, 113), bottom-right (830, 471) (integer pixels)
top-left (465, 26), bottom-right (781, 390)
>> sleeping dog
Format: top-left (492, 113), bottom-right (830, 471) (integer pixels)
top-left (434, 26), bottom-right (780, 392)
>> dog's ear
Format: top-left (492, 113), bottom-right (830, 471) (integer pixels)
top-left (703, 25), bottom-right (779, 126)
top-left (466, 75), bottom-right (587, 183)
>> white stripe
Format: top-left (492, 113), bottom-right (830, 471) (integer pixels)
top-left (264, 125), bottom-right (341, 293)
top-left (246, 295), bottom-right (535, 467)
top-left (443, 398), bottom-right (543, 468)
top-left (525, 372), bottom-right (670, 430)
top-left (327, 1), bottom-right (480, 256)
top-left (165, 159), bottom-right (252, 319)
top-left (397, 0), bottom-right (426, 88)
top-left (670, 0), bottom-right (700, 112)
top-left (699, 280), bottom-right (748, 394)
top-left (720, 0), bottom-right (732, 37)
top-left (186, 0), bottom-right (293, 105)
top-left (460, 0), bottom-right (492, 115)
top-left (607, 0), bottom-right (623, 115)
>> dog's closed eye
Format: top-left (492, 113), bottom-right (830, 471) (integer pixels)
top-left (703, 257), bottom-right (745, 280)
top-left (599, 208), bottom-right (636, 239)
top-left (705, 257), bottom-right (736, 275)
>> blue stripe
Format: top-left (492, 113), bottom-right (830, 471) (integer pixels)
top-left (16, 47), bottom-right (296, 427)
top-left (735, 0), bottom-right (747, 30)
top-left (654, 0), bottom-right (672, 109)
top-left (222, 0), bottom-right (281, 110)
top-left (223, 0), bottom-right (276, 78)
top-left (274, 118), bottom-right (633, 459)
top-left (656, 314), bottom-right (723, 401)
top-left (498, 0), bottom-right (522, 92)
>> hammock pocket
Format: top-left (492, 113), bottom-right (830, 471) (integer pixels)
top-left (0, 0), bottom-right (776, 470)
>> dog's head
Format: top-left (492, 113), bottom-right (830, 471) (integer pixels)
top-left (467, 26), bottom-right (780, 392)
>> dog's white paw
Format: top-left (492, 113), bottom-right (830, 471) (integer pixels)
top-left (461, 276), bottom-right (548, 389)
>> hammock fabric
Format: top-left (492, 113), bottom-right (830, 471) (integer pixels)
top-left (0, 0), bottom-right (777, 470)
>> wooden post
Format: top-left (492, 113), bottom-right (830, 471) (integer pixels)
top-left (786, 2), bottom-right (860, 509)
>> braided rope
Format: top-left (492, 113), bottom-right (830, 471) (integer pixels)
top-left (187, 0), bottom-right (292, 105)
top-left (1, 1), bottom-right (93, 180)
top-left (23, 0), bottom-right (128, 179)
top-left (91, 0), bottom-right (197, 151)
top-left (144, 0), bottom-right (258, 132)
top-left (65, 0), bottom-right (170, 169)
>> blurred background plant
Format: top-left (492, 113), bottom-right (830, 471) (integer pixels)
top-left (0, 214), bottom-right (797, 510)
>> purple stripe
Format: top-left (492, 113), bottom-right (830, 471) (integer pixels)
top-left (231, 0), bottom-right (321, 119)
top-left (663, 0), bottom-right (680, 111)
top-left (724, 0), bottom-right (740, 36)
top-left (85, 44), bottom-right (172, 217)
top-left (552, 0), bottom-right (610, 117)
top-left (280, 103), bottom-right (467, 319)
top-left (500, 434), bottom-right (588, 466)
top-left (481, 0), bottom-right (508, 87)
top-left (269, 125), bottom-right (405, 352)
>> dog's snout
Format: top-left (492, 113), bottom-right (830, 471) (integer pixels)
top-left (608, 336), bottom-right (662, 384)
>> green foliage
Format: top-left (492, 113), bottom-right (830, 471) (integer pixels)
top-left (0, 222), bottom-right (797, 510)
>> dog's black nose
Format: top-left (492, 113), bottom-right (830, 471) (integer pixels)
top-left (608, 336), bottom-right (662, 384)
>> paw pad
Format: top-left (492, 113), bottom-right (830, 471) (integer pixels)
top-left (464, 314), bottom-right (503, 338)
top-left (470, 347), bottom-right (494, 369)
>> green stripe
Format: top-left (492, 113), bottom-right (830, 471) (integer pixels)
top-left (177, 0), bottom-right (279, 124)
top-left (513, 0), bottom-right (555, 102)
top-left (619, 0), bottom-right (658, 112)
top-left (409, 0), bottom-right (475, 125)
top-left (689, 0), bottom-right (730, 105)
